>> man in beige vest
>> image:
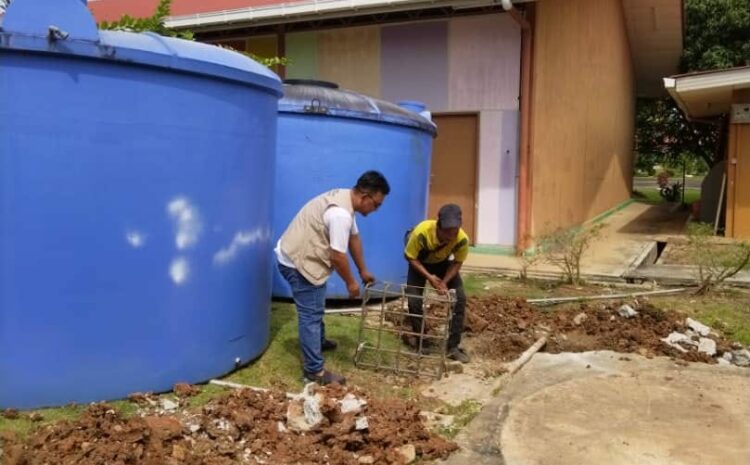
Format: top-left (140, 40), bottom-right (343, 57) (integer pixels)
top-left (275, 171), bottom-right (390, 385)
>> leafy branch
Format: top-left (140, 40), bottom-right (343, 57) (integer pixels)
top-left (98, 0), bottom-right (288, 69)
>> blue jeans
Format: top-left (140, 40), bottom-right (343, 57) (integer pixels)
top-left (278, 263), bottom-right (327, 375)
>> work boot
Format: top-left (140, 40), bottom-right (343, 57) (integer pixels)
top-left (321, 339), bottom-right (338, 352)
top-left (303, 369), bottom-right (346, 386)
top-left (447, 347), bottom-right (471, 364)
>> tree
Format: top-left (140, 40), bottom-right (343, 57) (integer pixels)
top-left (634, 0), bottom-right (750, 173)
top-left (99, 0), bottom-right (194, 41)
top-left (635, 98), bottom-right (722, 172)
top-left (99, 0), bottom-right (286, 68)
top-left (681, 0), bottom-right (750, 72)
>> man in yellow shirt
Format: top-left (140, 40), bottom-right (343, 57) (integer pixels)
top-left (403, 204), bottom-right (470, 363)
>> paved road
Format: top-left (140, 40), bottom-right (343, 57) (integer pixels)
top-left (633, 176), bottom-right (703, 190)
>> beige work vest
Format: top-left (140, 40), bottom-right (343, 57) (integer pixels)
top-left (279, 189), bottom-right (354, 285)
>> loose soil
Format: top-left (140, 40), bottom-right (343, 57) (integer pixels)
top-left (1, 385), bottom-right (456, 465)
top-left (464, 295), bottom-right (735, 363)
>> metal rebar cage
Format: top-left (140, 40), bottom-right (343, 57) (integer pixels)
top-left (353, 281), bottom-right (456, 379)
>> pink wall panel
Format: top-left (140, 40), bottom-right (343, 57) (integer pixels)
top-left (380, 21), bottom-right (449, 111)
top-left (448, 15), bottom-right (522, 111)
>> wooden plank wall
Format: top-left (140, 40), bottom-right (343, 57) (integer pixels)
top-left (317, 26), bottom-right (381, 97)
top-left (530, 0), bottom-right (635, 235)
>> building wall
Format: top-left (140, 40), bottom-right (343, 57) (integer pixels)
top-left (280, 14), bottom-right (522, 246)
top-left (727, 89), bottom-right (750, 238)
top-left (530, 0), bottom-right (635, 235)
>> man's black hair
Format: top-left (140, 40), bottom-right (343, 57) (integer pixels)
top-left (355, 170), bottom-right (391, 195)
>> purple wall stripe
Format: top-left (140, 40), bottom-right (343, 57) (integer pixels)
top-left (380, 21), bottom-right (449, 111)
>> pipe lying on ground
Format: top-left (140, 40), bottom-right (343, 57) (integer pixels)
top-left (491, 335), bottom-right (548, 395)
top-left (526, 287), bottom-right (689, 306)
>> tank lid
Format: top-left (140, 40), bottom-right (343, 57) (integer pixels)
top-left (279, 81), bottom-right (437, 136)
top-left (0, 0), bottom-right (282, 96)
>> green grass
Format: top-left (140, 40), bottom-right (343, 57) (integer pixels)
top-left (650, 291), bottom-right (750, 346)
top-left (463, 273), bottom-right (588, 300)
top-left (436, 399), bottom-right (483, 438)
top-left (633, 187), bottom-right (700, 205)
top-left (0, 301), bottom-right (406, 436)
top-left (226, 302), bottom-right (403, 393)
top-left (0, 404), bottom-right (82, 437)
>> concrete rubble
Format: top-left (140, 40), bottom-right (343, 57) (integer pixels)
top-left (686, 318), bottom-right (711, 337)
top-left (698, 338), bottom-right (717, 356)
top-left (573, 312), bottom-right (588, 326)
top-left (659, 317), bottom-right (749, 367)
top-left (396, 444), bottom-right (416, 464)
top-left (617, 304), bottom-right (638, 318)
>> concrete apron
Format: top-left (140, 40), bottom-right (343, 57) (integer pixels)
top-left (441, 351), bottom-right (750, 465)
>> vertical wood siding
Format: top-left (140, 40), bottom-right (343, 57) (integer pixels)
top-left (530, 0), bottom-right (634, 234)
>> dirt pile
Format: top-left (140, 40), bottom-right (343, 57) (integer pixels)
top-left (2, 385), bottom-right (456, 465)
top-left (464, 296), bottom-right (738, 364)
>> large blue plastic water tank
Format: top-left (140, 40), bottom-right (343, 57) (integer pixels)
top-left (0, 0), bottom-right (282, 408)
top-left (272, 80), bottom-right (436, 299)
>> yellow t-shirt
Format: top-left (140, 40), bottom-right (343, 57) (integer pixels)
top-left (404, 220), bottom-right (470, 264)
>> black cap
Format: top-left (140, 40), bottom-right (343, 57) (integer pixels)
top-left (437, 204), bottom-right (462, 229)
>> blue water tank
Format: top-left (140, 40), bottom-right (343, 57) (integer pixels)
top-left (273, 80), bottom-right (436, 299)
top-left (0, 0), bottom-right (282, 408)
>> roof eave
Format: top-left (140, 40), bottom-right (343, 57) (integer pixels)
top-left (664, 66), bottom-right (750, 118)
top-left (165, 0), bottom-right (534, 30)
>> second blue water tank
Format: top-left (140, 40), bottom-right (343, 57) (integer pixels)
top-left (273, 81), bottom-right (436, 299)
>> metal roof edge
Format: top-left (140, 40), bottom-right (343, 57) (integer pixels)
top-left (165, 0), bottom-right (535, 29)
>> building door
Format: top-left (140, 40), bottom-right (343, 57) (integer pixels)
top-left (429, 114), bottom-right (478, 243)
top-left (729, 123), bottom-right (750, 238)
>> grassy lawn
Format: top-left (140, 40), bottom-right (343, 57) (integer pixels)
top-left (633, 187), bottom-right (701, 205)
top-left (5, 275), bottom-right (750, 438)
top-left (0, 302), bottom-right (409, 437)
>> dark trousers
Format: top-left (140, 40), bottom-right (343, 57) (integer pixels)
top-left (406, 261), bottom-right (466, 349)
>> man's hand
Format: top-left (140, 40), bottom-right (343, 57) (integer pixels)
top-left (347, 280), bottom-right (361, 299)
top-left (360, 269), bottom-right (376, 285)
top-left (429, 275), bottom-right (449, 294)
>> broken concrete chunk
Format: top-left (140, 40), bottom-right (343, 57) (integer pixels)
top-left (663, 332), bottom-right (689, 344)
top-left (686, 318), bottom-right (711, 337)
top-left (277, 421), bottom-right (287, 433)
top-left (661, 332), bottom-right (690, 353)
top-left (573, 312), bottom-right (588, 326)
top-left (160, 399), bottom-right (178, 412)
top-left (722, 352), bottom-right (733, 362)
top-left (286, 384), bottom-right (325, 432)
top-left (338, 393), bottom-right (367, 414)
top-left (717, 358), bottom-right (732, 366)
top-left (286, 396), bottom-right (323, 432)
top-left (698, 338), bottom-right (717, 356)
top-left (396, 444), bottom-right (416, 464)
top-left (617, 304), bottom-right (638, 318)
top-left (355, 416), bottom-right (369, 431)
top-left (358, 456), bottom-right (375, 464)
top-left (731, 349), bottom-right (750, 367)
